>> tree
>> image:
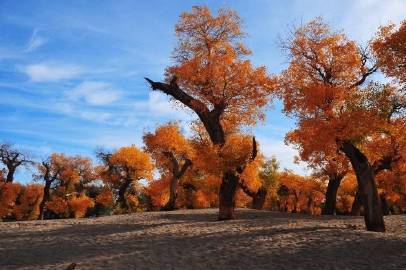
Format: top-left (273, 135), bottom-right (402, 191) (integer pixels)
top-left (278, 18), bottom-right (396, 231)
top-left (372, 20), bottom-right (406, 84)
top-left (145, 6), bottom-right (275, 220)
top-left (97, 146), bottom-right (153, 211)
top-left (144, 123), bottom-right (193, 210)
top-left (14, 184), bottom-right (43, 221)
top-left (34, 154), bottom-right (65, 220)
top-left (35, 153), bottom-right (96, 219)
top-left (0, 143), bottom-right (33, 183)
top-left (240, 157), bottom-right (279, 210)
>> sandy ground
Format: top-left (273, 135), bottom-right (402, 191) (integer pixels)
top-left (0, 209), bottom-right (405, 270)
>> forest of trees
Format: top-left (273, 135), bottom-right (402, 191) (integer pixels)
top-left (0, 7), bottom-right (404, 233)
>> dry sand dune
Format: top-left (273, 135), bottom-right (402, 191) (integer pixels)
top-left (0, 209), bottom-right (405, 270)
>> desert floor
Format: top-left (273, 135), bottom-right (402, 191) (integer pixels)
top-left (0, 209), bottom-right (405, 270)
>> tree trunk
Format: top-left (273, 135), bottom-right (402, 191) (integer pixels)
top-left (6, 167), bottom-right (15, 183)
top-left (351, 189), bottom-right (363, 215)
top-left (39, 181), bottom-right (52, 220)
top-left (162, 158), bottom-right (191, 211)
top-left (117, 179), bottom-right (131, 210)
top-left (252, 187), bottom-right (267, 210)
top-left (218, 171), bottom-right (239, 220)
top-left (322, 174), bottom-right (343, 215)
top-left (340, 141), bottom-right (385, 232)
top-left (381, 194), bottom-right (390, 215)
top-left (162, 176), bottom-right (179, 211)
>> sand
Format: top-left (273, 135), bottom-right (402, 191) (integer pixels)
top-left (0, 209), bottom-right (405, 270)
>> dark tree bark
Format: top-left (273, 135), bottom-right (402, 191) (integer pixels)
top-left (38, 161), bottom-right (60, 220)
top-left (146, 77), bottom-right (255, 221)
top-left (351, 154), bottom-right (396, 216)
top-left (218, 171), bottom-right (239, 220)
top-left (39, 181), bottom-right (52, 220)
top-left (252, 187), bottom-right (267, 210)
top-left (162, 154), bottom-right (192, 211)
top-left (381, 194), bottom-right (390, 215)
top-left (239, 182), bottom-right (267, 210)
top-left (0, 144), bottom-right (32, 184)
top-left (5, 167), bottom-right (15, 183)
top-left (340, 141), bottom-right (385, 232)
top-left (351, 190), bottom-right (363, 215)
top-left (322, 173), bottom-right (344, 215)
top-left (117, 179), bottom-right (132, 210)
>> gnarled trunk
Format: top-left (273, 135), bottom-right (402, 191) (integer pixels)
top-left (162, 158), bottom-right (191, 211)
top-left (340, 141), bottom-right (385, 232)
top-left (252, 187), bottom-right (267, 210)
top-left (218, 171), bottom-right (239, 220)
top-left (162, 176), bottom-right (179, 211)
top-left (39, 181), bottom-right (52, 220)
top-left (117, 179), bottom-right (131, 210)
top-left (6, 167), bottom-right (15, 183)
top-left (322, 174), bottom-right (344, 215)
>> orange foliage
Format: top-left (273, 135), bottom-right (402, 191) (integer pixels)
top-left (144, 123), bottom-right (193, 173)
top-left (167, 6), bottom-right (276, 130)
top-left (14, 184), bottom-right (43, 221)
top-left (69, 194), bottom-right (95, 218)
top-left (336, 174), bottom-right (357, 214)
top-left (95, 188), bottom-right (114, 208)
top-left (372, 20), bottom-right (406, 83)
top-left (45, 196), bottom-right (69, 217)
top-left (0, 183), bottom-right (22, 220)
top-left (278, 172), bottom-right (324, 214)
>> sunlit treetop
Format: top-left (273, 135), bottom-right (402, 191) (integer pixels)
top-left (143, 122), bottom-right (193, 174)
top-left (164, 6), bottom-right (276, 132)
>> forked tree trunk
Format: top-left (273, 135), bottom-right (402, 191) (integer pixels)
top-left (252, 187), bottom-right (267, 210)
top-left (340, 141), bottom-right (385, 232)
top-left (240, 183), bottom-right (267, 210)
top-left (218, 171), bottom-right (239, 220)
top-left (322, 174), bottom-right (344, 215)
top-left (145, 77), bottom-right (254, 221)
top-left (162, 158), bottom-right (191, 211)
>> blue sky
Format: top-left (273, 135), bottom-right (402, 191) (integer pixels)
top-left (0, 0), bottom-right (404, 183)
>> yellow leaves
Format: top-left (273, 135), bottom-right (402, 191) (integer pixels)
top-left (168, 6), bottom-right (276, 132)
top-left (110, 145), bottom-right (153, 182)
top-left (146, 177), bottom-right (170, 209)
top-left (144, 123), bottom-right (193, 172)
top-left (69, 194), bottom-right (94, 218)
top-left (14, 184), bottom-right (43, 221)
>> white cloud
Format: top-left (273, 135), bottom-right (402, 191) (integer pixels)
top-left (25, 29), bottom-right (47, 52)
top-left (341, 0), bottom-right (406, 42)
top-left (24, 63), bottom-right (82, 82)
top-left (56, 102), bottom-right (112, 122)
top-left (66, 81), bottom-right (121, 105)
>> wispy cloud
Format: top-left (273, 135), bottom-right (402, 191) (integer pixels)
top-left (341, 0), bottom-right (406, 42)
top-left (66, 81), bottom-right (121, 105)
top-left (23, 63), bottom-right (83, 82)
top-left (25, 29), bottom-right (47, 52)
